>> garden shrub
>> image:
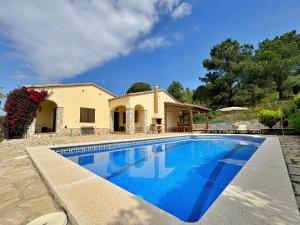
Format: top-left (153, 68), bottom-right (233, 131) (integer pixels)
top-left (258, 109), bottom-right (283, 128)
top-left (2, 87), bottom-right (47, 139)
top-left (294, 94), bottom-right (300, 109)
top-left (289, 112), bottom-right (300, 134)
top-left (281, 100), bottom-right (296, 118)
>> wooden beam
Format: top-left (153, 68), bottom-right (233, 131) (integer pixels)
top-left (164, 106), bottom-right (167, 132)
top-left (205, 112), bottom-right (209, 130)
top-left (189, 109), bottom-right (193, 132)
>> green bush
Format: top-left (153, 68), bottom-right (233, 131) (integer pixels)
top-left (258, 109), bottom-right (283, 128)
top-left (289, 112), bottom-right (300, 134)
top-left (281, 100), bottom-right (295, 118)
top-left (294, 94), bottom-right (300, 109)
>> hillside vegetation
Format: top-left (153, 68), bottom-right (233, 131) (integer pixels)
top-left (210, 92), bottom-right (294, 123)
top-left (164, 31), bottom-right (300, 132)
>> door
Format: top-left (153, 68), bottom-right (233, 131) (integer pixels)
top-left (114, 112), bottom-right (119, 131)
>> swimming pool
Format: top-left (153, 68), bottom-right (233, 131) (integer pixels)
top-left (54, 135), bottom-right (264, 222)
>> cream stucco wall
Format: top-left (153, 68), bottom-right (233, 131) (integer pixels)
top-left (30, 84), bottom-right (179, 134)
top-left (31, 85), bottom-right (114, 130)
top-left (166, 108), bottom-right (181, 132)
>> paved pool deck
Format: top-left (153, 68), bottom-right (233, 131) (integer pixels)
top-left (1, 134), bottom-right (300, 225)
top-left (0, 133), bottom-right (175, 225)
top-left (26, 134), bottom-right (300, 225)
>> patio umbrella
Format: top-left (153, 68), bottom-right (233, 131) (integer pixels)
top-left (217, 107), bottom-right (249, 112)
top-left (217, 107), bottom-right (250, 128)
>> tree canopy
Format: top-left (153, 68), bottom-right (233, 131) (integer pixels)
top-left (167, 81), bottom-right (193, 103)
top-left (195, 39), bottom-right (254, 107)
top-left (193, 31), bottom-right (300, 108)
top-left (126, 82), bottom-right (151, 94)
top-left (167, 81), bottom-right (183, 100)
top-left (255, 31), bottom-right (300, 99)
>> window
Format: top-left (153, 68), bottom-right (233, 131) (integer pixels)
top-left (80, 107), bottom-right (95, 123)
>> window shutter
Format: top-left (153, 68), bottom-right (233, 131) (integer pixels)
top-left (80, 108), bottom-right (95, 123)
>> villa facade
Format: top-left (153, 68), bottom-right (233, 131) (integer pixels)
top-left (26, 83), bottom-right (210, 136)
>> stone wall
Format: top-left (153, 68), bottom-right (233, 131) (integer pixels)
top-left (142, 110), bottom-right (148, 133)
top-left (27, 118), bottom-right (36, 137)
top-left (55, 107), bottom-right (64, 133)
top-left (31, 128), bottom-right (110, 137)
top-left (126, 108), bottom-right (135, 134)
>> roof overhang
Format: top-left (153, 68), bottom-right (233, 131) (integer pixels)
top-left (164, 101), bottom-right (211, 112)
top-left (24, 82), bottom-right (116, 97)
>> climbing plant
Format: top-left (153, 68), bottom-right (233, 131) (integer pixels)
top-left (2, 87), bottom-right (47, 139)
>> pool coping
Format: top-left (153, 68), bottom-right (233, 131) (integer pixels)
top-left (26, 134), bottom-right (300, 225)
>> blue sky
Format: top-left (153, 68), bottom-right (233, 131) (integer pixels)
top-left (0, 0), bottom-right (300, 105)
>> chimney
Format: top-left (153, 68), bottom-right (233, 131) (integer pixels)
top-left (154, 84), bottom-right (158, 115)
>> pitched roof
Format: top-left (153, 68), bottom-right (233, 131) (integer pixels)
top-left (108, 89), bottom-right (178, 102)
top-left (25, 82), bottom-right (116, 97)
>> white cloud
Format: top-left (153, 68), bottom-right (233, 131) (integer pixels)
top-left (171, 2), bottom-right (192, 19)
top-left (0, 0), bottom-right (192, 82)
top-left (12, 73), bottom-right (31, 80)
top-left (138, 36), bottom-right (170, 51)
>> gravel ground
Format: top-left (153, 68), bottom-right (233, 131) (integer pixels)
top-left (279, 136), bottom-right (300, 212)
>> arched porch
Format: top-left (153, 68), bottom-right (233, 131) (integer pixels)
top-left (111, 105), bottom-right (127, 132)
top-left (35, 100), bottom-right (57, 133)
top-left (110, 104), bottom-right (148, 134)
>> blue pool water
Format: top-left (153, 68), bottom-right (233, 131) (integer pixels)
top-left (55, 136), bottom-right (264, 222)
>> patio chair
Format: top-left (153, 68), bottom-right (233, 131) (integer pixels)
top-left (236, 124), bottom-right (249, 134)
top-left (177, 122), bottom-right (185, 132)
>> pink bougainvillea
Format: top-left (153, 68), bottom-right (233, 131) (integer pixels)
top-left (28, 89), bottom-right (48, 103)
top-left (2, 87), bottom-right (48, 139)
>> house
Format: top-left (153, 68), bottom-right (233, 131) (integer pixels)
top-left (26, 83), bottom-right (210, 136)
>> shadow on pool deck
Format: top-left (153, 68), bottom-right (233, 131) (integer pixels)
top-left (200, 183), bottom-right (300, 225)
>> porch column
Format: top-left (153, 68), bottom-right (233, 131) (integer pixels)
top-left (27, 118), bottom-right (36, 137)
top-left (205, 112), bottom-right (209, 130)
top-left (55, 107), bottom-right (64, 133)
top-left (126, 108), bottom-right (134, 134)
top-left (110, 111), bottom-right (114, 132)
top-left (142, 110), bottom-right (148, 133)
top-left (189, 109), bottom-right (193, 132)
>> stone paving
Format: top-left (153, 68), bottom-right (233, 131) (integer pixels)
top-left (1, 133), bottom-right (300, 225)
top-left (279, 136), bottom-right (300, 212)
top-left (0, 133), bottom-right (174, 225)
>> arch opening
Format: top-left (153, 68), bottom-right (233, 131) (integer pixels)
top-left (112, 105), bottom-right (127, 132)
top-left (35, 100), bottom-right (57, 133)
top-left (134, 104), bottom-right (146, 133)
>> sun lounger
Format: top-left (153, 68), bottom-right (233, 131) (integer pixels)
top-left (236, 124), bottom-right (249, 134)
top-left (248, 124), bottom-right (261, 134)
